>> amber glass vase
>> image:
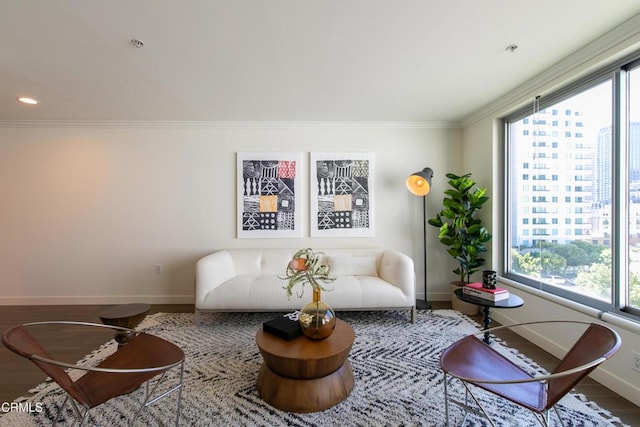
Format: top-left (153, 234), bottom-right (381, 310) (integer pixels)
top-left (298, 287), bottom-right (336, 340)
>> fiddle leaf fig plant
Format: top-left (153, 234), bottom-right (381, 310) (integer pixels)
top-left (428, 173), bottom-right (492, 284)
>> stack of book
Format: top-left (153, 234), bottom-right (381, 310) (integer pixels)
top-left (463, 282), bottom-right (510, 301)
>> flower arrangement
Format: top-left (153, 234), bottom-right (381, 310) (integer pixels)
top-left (282, 248), bottom-right (335, 299)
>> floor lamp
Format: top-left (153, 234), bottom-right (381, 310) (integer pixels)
top-left (406, 167), bottom-right (433, 310)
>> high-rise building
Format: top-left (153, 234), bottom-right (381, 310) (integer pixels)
top-left (596, 122), bottom-right (640, 204)
top-left (512, 107), bottom-right (594, 247)
top-left (514, 112), bottom-right (640, 248)
top-left (596, 126), bottom-right (612, 204)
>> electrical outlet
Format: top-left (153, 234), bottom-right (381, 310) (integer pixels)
top-left (155, 264), bottom-right (163, 275)
top-left (632, 351), bottom-right (640, 374)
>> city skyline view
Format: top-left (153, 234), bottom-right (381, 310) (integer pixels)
top-left (507, 68), bottom-right (640, 309)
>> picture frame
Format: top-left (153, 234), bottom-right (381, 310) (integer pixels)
top-left (237, 152), bottom-right (303, 238)
top-left (310, 152), bottom-right (374, 237)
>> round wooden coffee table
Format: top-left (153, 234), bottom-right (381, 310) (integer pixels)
top-left (256, 318), bottom-right (355, 413)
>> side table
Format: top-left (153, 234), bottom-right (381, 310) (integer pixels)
top-left (256, 318), bottom-right (355, 413)
top-left (99, 303), bottom-right (151, 347)
top-left (453, 288), bottom-right (524, 344)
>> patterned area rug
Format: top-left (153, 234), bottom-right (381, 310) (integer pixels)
top-left (2, 310), bottom-right (629, 426)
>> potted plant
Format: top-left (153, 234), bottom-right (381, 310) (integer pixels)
top-left (428, 173), bottom-right (492, 315)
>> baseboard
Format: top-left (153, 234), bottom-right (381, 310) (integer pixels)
top-left (0, 295), bottom-right (195, 305)
top-left (422, 291), bottom-right (451, 302)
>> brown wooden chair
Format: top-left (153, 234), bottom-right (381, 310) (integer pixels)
top-left (2, 321), bottom-right (185, 426)
top-left (439, 320), bottom-right (621, 426)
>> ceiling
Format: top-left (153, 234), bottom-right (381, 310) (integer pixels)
top-left (2, 0), bottom-right (640, 123)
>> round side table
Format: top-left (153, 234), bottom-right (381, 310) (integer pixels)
top-left (454, 288), bottom-right (524, 344)
top-left (99, 303), bottom-right (151, 347)
top-left (256, 318), bottom-right (355, 413)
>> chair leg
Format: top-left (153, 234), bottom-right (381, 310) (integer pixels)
top-left (175, 360), bottom-right (185, 426)
top-left (51, 394), bottom-right (94, 427)
top-left (445, 377), bottom-right (563, 427)
top-left (529, 406), bottom-right (568, 427)
top-left (463, 386), bottom-right (470, 424)
top-left (443, 372), bottom-right (450, 426)
top-left (52, 395), bottom-right (70, 426)
top-left (552, 405), bottom-right (567, 427)
top-left (443, 374), bottom-right (497, 427)
top-left (131, 371), bottom-right (169, 424)
top-left (79, 407), bottom-right (91, 426)
top-left (128, 363), bottom-right (185, 426)
top-left (194, 309), bottom-right (202, 326)
top-left (67, 399), bottom-right (83, 425)
top-left (462, 381), bottom-right (555, 427)
top-left (460, 382), bottom-right (498, 427)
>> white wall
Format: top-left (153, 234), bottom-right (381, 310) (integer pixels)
top-left (0, 123), bottom-right (461, 305)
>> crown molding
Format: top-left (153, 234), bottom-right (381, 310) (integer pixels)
top-left (0, 120), bottom-right (462, 130)
top-left (462, 12), bottom-right (640, 128)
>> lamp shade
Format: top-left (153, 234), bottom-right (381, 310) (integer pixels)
top-left (406, 167), bottom-right (433, 196)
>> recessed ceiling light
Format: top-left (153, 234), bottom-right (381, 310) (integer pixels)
top-left (130, 38), bottom-right (145, 48)
top-left (17, 96), bottom-right (39, 105)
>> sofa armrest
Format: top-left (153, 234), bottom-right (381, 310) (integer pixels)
top-left (195, 251), bottom-right (236, 308)
top-left (378, 250), bottom-right (415, 300)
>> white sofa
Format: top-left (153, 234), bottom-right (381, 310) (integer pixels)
top-left (195, 248), bottom-right (416, 325)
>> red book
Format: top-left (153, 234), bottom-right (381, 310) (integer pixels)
top-left (465, 282), bottom-right (508, 294)
top-left (463, 282), bottom-right (509, 301)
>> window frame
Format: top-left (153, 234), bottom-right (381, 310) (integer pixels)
top-left (502, 49), bottom-right (640, 322)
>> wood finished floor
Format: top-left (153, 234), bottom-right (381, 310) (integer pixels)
top-left (1, 303), bottom-right (638, 425)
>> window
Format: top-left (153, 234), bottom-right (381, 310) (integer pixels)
top-left (504, 52), bottom-right (640, 320)
top-left (628, 66), bottom-right (640, 313)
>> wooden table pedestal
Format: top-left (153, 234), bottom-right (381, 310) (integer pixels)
top-left (256, 318), bottom-right (355, 413)
top-left (99, 303), bottom-right (151, 347)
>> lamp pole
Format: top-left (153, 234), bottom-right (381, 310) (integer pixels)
top-left (417, 195), bottom-right (431, 310)
top-left (406, 167), bottom-right (433, 311)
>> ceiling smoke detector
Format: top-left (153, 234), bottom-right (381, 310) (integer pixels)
top-left (130, 39), bottom-right (145, 48)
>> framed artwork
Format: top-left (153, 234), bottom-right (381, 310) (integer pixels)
top-left (310, 152), bottom-right (375, 237)
top-left (237, 152), bottom-right (303, 238)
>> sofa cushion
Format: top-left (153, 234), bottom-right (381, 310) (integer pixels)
top-left (230, 249), bottom-right (297, 276)
top-left (215, 251), bottom-right (237, 284)
top-left (323, 276), bottom-right (405, 307)
top-left (201, 276), bottom-right (302, 311)
top-left (199, 275), bottom-right (409, 311)
top-left (327, 255), bottom-right (378, 276)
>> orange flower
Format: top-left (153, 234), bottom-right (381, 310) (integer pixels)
top-left (289, 258), bottom-right (308, 271)
top-left (282, 248), bottom-right (335, 299)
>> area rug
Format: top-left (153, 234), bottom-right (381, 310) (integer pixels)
top-left (2, 310), bottom-right (629, 427)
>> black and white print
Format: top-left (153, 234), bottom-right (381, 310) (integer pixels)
top-left (237, 153), bottom-right (302, 238)
top-left (311, 152), bottom-right (374, 237)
